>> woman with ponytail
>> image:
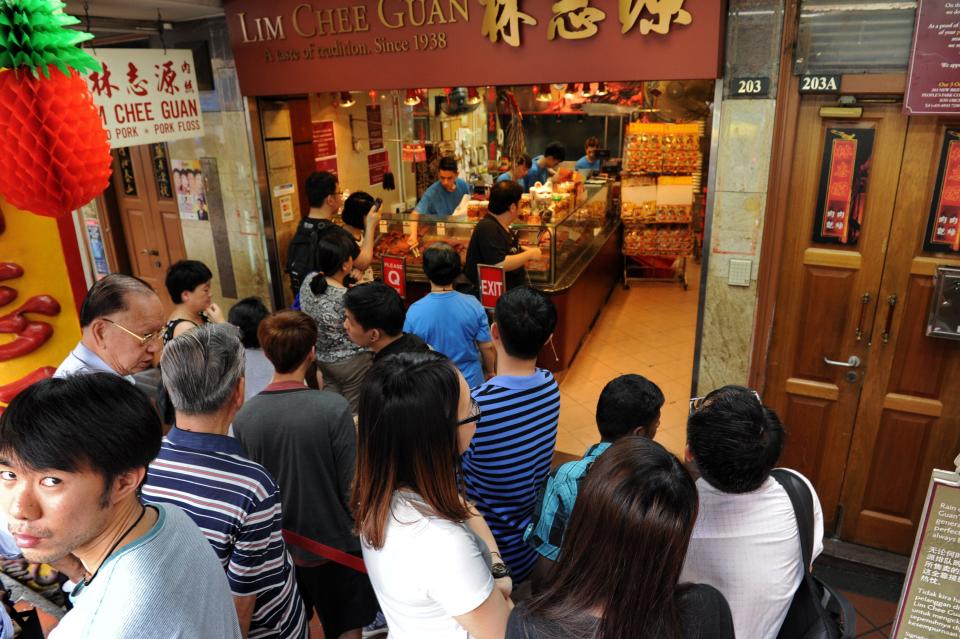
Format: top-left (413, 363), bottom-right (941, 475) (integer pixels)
top-left (299, 231), bottom-right (372, 412)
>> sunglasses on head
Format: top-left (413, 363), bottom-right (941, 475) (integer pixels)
top-left (689, 388), bottom-right (762, 415)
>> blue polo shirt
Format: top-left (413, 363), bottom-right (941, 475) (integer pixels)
top-left (574, 156), bottom-right (601, 172)
top-left (462, 369), bottom-right (560, 582)
top-left (404, 291), bottom-right (491, 388)
top-left (524, 442), bottom-right (611, 561)
top-left (143, 427), bottom-right (308, 639)
top-left (524, 156), bottom-right (551, 191)
top-left (496, 171), bottom-right (513, 183)
top-left (414, 178), bottom-right (472, 217)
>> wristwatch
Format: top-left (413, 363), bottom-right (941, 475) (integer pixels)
top-left (491, 562), bottom-right (512, 579)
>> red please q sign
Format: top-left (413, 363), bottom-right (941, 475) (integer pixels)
top-left (382, 255), bottom-right (406, 299)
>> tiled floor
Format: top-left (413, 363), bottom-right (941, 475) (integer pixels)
top-left (553, 262), bottom-right (701, 462)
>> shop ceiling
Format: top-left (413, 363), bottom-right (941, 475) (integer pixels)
top-left (64, 0), bottom-right (224, 43)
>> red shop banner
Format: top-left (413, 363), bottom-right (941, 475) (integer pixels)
top-left (812, 127), bottom-right (875, 247)
top-left (905, 0), bottom-right (960, 115)
top-left (222, 0), bottom-right (724, 96)
top-left (924, 130), bottom-right (960, 254)
top-left (477, 263), bottom-right (505, 310)
top-left (382, 255), bottom-right (407, 298)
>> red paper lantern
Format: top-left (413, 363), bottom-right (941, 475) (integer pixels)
top-left (0, 68), bottom-right (111, 218)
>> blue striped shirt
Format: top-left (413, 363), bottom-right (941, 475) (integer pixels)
top-left (142, 427), bottom-right (308, 639)
top-left (462, 369), bottom-right (560, 582)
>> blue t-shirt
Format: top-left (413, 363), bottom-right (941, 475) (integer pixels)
top-left (462, 369), bottom-right (560, 583)
top-left (404, 291), bottom-right (491, 388)
top-left (496, 171), bottom-right (513, 183)
top-left (524, 156), bottom-right (551, 191)
top-left (414, 178), bottom-right (472, 217)
top-left (574, 155), bottom-right (600, 171)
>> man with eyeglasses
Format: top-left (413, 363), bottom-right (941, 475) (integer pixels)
top-left (55, 274), bottom-right (164, 381)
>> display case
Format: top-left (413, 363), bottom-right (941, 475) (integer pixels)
top-left (373, 179), bottom-right (614, 289)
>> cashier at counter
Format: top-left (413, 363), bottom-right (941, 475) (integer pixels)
top-left (574, 136), bottom-right (601, 172)
top-left (414, 155), bottom-right (473, 217)
top-left (524, 141), bottom-right (566, 191)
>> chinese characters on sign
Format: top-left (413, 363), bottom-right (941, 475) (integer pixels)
top-left (85, 49), bottom-right (204, 149)
top-left (549, 0), bottom-right (606, 41)
top-left (479, 0), bottom-right (537, 47)
top-left (905, 0), bottom-right (960, 115)
top-left (619, 0), bottom-right (692, 35)
top-left (924, 130), bottom-right (960, 254)
top-left (812, 127), bottom-right (875, 247)
top-left (150, 144), bottom-right (173, 199)
top-left (892, 475), bottom-right (960, 639)
top-left (116, 147), bottom-right (137, 195)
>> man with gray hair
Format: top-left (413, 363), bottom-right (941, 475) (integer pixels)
top-left (55, 273), bottom-right (164, 379)
top-left (142, 324), bottom-right (308, 638)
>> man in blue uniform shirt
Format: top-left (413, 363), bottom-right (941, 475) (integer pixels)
top-left (524, 141), bottom-right (566, 191)
top-left (497, 154), bottom-right (530, 183)
top-left (414, 155), bottom-right (473, 217)
top-left (574, 136), bottom-right (601, 172)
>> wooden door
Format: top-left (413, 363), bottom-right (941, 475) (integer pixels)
top-left (763, 98), bottom-right (909, 531)
top-left (111, 144), bottom-right (186, 312)
top-left (837, 118), bottom-right (960, 554)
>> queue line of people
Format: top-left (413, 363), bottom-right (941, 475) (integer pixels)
top-left (0, 168), bottom-right (825, 639)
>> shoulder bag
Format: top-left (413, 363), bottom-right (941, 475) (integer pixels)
top-left (771, 469), bottom-right (856, 639)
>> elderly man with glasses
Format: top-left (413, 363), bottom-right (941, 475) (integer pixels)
top-left (55, 274), bottom-right (164, 380)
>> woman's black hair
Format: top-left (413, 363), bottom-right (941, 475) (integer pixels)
top-left (342, 191), bottom-right (375, 231)
top-left (165, 260), bottom-right (212, 304)
top-left (308, 232), bottom-right (356, 296)
top-left (228, 297), bottom-right (270, 348)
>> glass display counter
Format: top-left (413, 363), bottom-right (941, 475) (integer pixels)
top-left (372, 179), bottom-right (614, 288)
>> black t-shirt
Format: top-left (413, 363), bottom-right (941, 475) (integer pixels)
top-left (374, 332), bottom-right (430, 361)
top-left (505, 583), bottom-right (735, 639)
top-left (465, 213), bottom-right (527, 290)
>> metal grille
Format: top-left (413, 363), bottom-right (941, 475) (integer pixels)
top-left (795, 1), bottom-right (917, 75)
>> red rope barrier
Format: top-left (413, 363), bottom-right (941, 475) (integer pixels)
top-left (282, 529), bottom-right (367, 574)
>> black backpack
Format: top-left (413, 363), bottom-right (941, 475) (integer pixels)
top-left (772, 469), bottom-right (856, 639)
top-left (285, 218), bottom-right (343, 297)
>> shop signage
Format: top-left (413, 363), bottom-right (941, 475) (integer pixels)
top-left (402, 143), bottom-right (427, 162)
top-left (923, 129), bottom-right (960, 254)
top-left (85, 49), bottom-right (204, 149)
top-left (367, 105), bottom-right (384, 149)
top-left (222, 0), bottom-right (724, 95)
top-left (382, 255), bottom-right (407, 298)
top-left (312, 120), bottom-right (337, 157)
top-left (905, 0), bottom-right (960, 115)
top-left (730, 77), bottom-right (769, 98)
top-left (799, 74), bottom-right (841, 94)
top-left (368, 150), bottom-right (389, 185)
top-left (892, 461), bottom-right (960, 638)
top-left (477, 263), bottom-right (505, 309)
top-left (812, 127), bottom-right (875, 247)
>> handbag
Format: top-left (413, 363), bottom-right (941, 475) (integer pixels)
top-left (772, 469), bottom-right (856, 639)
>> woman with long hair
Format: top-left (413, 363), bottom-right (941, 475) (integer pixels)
top-left (508, 437), bottom-right (735, 639)
top-left (299, 231), bottom-right (372, 412)
top-left (354, 352), bottom-right (512, 639)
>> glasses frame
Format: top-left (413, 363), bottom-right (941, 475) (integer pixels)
top-left (689, 388), bottom-right (762, 415)
top-left (103, 318), bottom-right (161, 347)
top-left (457, 398), bottom-right (482, 427)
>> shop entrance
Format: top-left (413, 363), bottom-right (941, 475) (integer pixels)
top-left (109, 144), bottom-right (186, 312)
top-left (763, 96), bottom-right (960, 554)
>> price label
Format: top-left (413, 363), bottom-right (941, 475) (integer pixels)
top-left (730, 77), bottom-right (770, 98)
top-left (799, 74), bottom-right (841, 94)
top-left (379, 220), bottom-right (388, 234)
top-left (437, 222), bottom-right (446, 237)
top-left (402, 221), bottom-right (413, 235)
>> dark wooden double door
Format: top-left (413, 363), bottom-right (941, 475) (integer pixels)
top-left (764, 98), bottom-right (960, 554)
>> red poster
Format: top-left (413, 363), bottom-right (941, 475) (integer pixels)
top-left (367, 105), bottom-right (383, 150)
top-left (381, 255), bottom-right (406, 299)
top-left (478, 264), bottom-right (506, 310)
top-left (930, 140), bottom-right (960, 251)
top-left (315, 156), bottom-right (338, 175)
top-left (312, 120), bottom-right (336, 161)
top-left (402, 143), bottom-right (426, 163)
top-left (368, 151), bottom-right (389, 185)
top-left (821, 139), bottom-right (857, 243)
top-left (905, 0), bottom-right (960, 115)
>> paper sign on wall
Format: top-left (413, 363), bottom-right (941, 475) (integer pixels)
top-left (368, 151), bottom-right (389, 185)
top-left (171, 159), bottom-right (208, 221)
top-left (86, 49), bottom-right (204, 149)
top-left (279, 194), bottom-right (294, 223)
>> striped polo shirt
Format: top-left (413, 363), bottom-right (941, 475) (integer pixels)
top-left (462, 369), bottom-right (560, 582)
top-left (142, 427), bottom-right (308, 639)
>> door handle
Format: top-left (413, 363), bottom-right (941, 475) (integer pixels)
top-left (882, 294), bottom-right (898, 344)
top-left (855, 292), bottom-right (869, 341)
top-left (824, 355), bottom-right (861, 368)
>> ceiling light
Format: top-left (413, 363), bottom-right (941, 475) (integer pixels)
top-left (404, 89), bottom-right (421, 106)
top-left (595, 82), bottom-right (608, 96)
top-left (337, 92), bottom-right (355, 107)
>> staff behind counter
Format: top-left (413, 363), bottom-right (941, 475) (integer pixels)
top-left (524, 141), bottom-right (566, 192)
top-left (414, 155), bottom-right (473, 217)
top-left (575, 136), bottom-right (601, 172)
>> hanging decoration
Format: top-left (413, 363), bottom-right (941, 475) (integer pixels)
top-left (0, 0), bottom-right (111, 218)
top-left (502, 90), bottom-right (526, 165)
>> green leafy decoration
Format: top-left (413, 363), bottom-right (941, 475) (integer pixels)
top-left (0, 0), bottom-right (100, 78)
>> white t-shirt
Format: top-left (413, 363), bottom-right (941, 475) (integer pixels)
top-left (362, 492), bottom-right (494, 639)
top-left (680, 469), bottom-right (824, 639)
